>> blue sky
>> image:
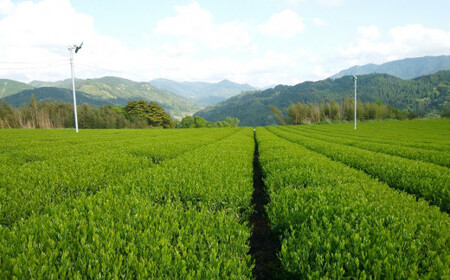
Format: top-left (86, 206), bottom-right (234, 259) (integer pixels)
top-left (0, 0), bottom-right (449, 87)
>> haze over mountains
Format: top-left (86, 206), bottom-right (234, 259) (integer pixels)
top-left (1, 55), bottom-right (449, 125)
top-left (150, 79), bottom-right (257, 105)
top-left (330, 55), bottom-right (450, 80)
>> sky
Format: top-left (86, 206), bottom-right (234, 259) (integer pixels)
top-left (0, 0), bottom-right (449, 87)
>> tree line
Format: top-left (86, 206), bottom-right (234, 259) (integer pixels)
top-left (176, 115), bottom-right (239, 128)
top-left (0, 97), bottom-right (239, 129)
top-left (270, 98), bottom-right (424, 125)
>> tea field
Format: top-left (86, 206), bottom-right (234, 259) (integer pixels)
top-left (0, 119), bottom-right (449, 278)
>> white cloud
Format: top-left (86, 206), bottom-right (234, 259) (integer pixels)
top-left (0, 0), bottom-right (96, 81)
top-left (339, 24), bottom-right (450, 66)
top-left (282, 0), bottom-right (302, 9)
top-left (357, 25), bottom-right (380, 40)
top-left (11, 0), bottom-right (448, 90)
top-left (312, 17), bottom-right (327, 27)
top-left (312, 65), bottom-right (332, 79)
top-left (157, 41), bottom-right (197, 57)
top-left (0, 0), bottom-right (14, 16)
top-left (297, 47), bottom-right (322, 63)
top-left (0, 0), bottom-right (94, 47)
top-left (146, 50), bottom-right (299, 87)
top-left (316, 0), bottom-right (344, 6)
top-left (155, 2), bottom-right (212, 38)
top-left (0, 1), bottom-right (256, 84)
top-left (0, 0), bottom-right (157, 82)
top-left (259, 9), bottom-right (304, 38)
top-left (155, 2), bottom-right (250, 50)
top-left (0, 0), bottom-right (297, 87)
top-left (0, 0), bottom-right (344, 89)
top-left (0, 0), bottom-right (292, 88)
top-left (390, 24), bottom-right (450, 48)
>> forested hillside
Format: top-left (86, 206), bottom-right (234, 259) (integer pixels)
top-left (2, 87), bottom-right (125, 107)
top-left (0, 79), bottom-right (34, 98)
top-left (196, 71), bottom-right (450, 126)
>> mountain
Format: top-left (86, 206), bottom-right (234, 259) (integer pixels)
top-left (150, 78), bottom-right (257, 105)
top-left (330, 55), bottom-right (450, 79)
top-left (2, 87), bottom-right (127, 107)
top-left (28, 79), bottom-right (74, 88)
top-left (195, 71), bottom-right (450, 126)
top-left (0, 79), bottom-right (34, 98)
top-left (73, 77), bottom-right (202, 117)
top-left (2, 77), bottom-right (202, 118)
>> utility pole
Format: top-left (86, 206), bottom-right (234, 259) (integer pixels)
top-left (353, 75), bottom-right (357, 130)
top-left (68, 42), bottom-right (83, 133)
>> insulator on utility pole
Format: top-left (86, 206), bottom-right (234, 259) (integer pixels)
top-left (68, 42), bottom-right (82, 133)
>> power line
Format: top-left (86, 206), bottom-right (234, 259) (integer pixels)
top-left (0, 62), bottom-right (68, 71)
top-left (0, 59), bottom-right (69, 64)
top-left (0, 58), bottom-right (69, 70)
top-left (0, 59), bottom-right (150, 81)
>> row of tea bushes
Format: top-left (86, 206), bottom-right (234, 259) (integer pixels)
top-left (0, 128), bottom-right (255, 278)
top-left (256, 127), bottom-right (449, 278)
top-left (268, 127), bottom-right (450, 212)
top-left (0, 129), bottom-right (238, 226)
top-left (286, 126), bottom-right (450, 168)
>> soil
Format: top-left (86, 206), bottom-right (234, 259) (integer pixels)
top-left (249, 133), bottom-right (281, 279)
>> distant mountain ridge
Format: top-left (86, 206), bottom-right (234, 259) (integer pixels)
top-left (1, 79), bottom-right (34, 98)
top-left (1, 77), bottom-right (202, 118)
top-left (330, 55), bottom-right (450, 79)
top-left (150, 78), bottom-right (257, 105)
top-left (195, 71), bottom-right (450, 126)
top-left (29, 79), bottom-right (74, 88)
top-left (2, 87), bottom-right (128, 107)
top-left (3, 55), bottom-right (450, 122)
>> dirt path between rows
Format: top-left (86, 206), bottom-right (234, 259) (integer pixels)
top-left (249, 132), bottom-right (281, 279)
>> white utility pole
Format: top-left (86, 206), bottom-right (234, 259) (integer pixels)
top-left (353, 75), bottom-right (357, 130)
top-left (68, 42), bottom-right (83, 133)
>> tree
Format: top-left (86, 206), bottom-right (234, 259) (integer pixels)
top-left (28, 95), bottom-right (38, 128)
top-left (0, 99), bottom-right (17, 128)
top-left (276, 99), bottom-right (410, 125)
top-left (147, 102), bottom-right (164, 126)
top-left (161, 111), bottom-right (174, 128)
top-left (214, 121), bottom-right (229, 127)
top-left (224, 116), bottom-right (240, 127)
top-left (357, 102), bottom-right (366, 121)
top-left (194, 116), bottom-right (209, 128)
top-left (269, 105), bottom-right (286, 125)
top-left (286, 102), bottom-right (309, 124)
top-left (124, 100), bottom-right (173, 128)
top-left (441, 106), bottom-right (450, 118)
top-left (309, 103), bottom-right (321, 123)
top-left (125, 100), bottom-right (149, 118)
top-left (330, 100), bottom-right (340, 120)
top-left (180, 116), bottom-right (194, 128)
